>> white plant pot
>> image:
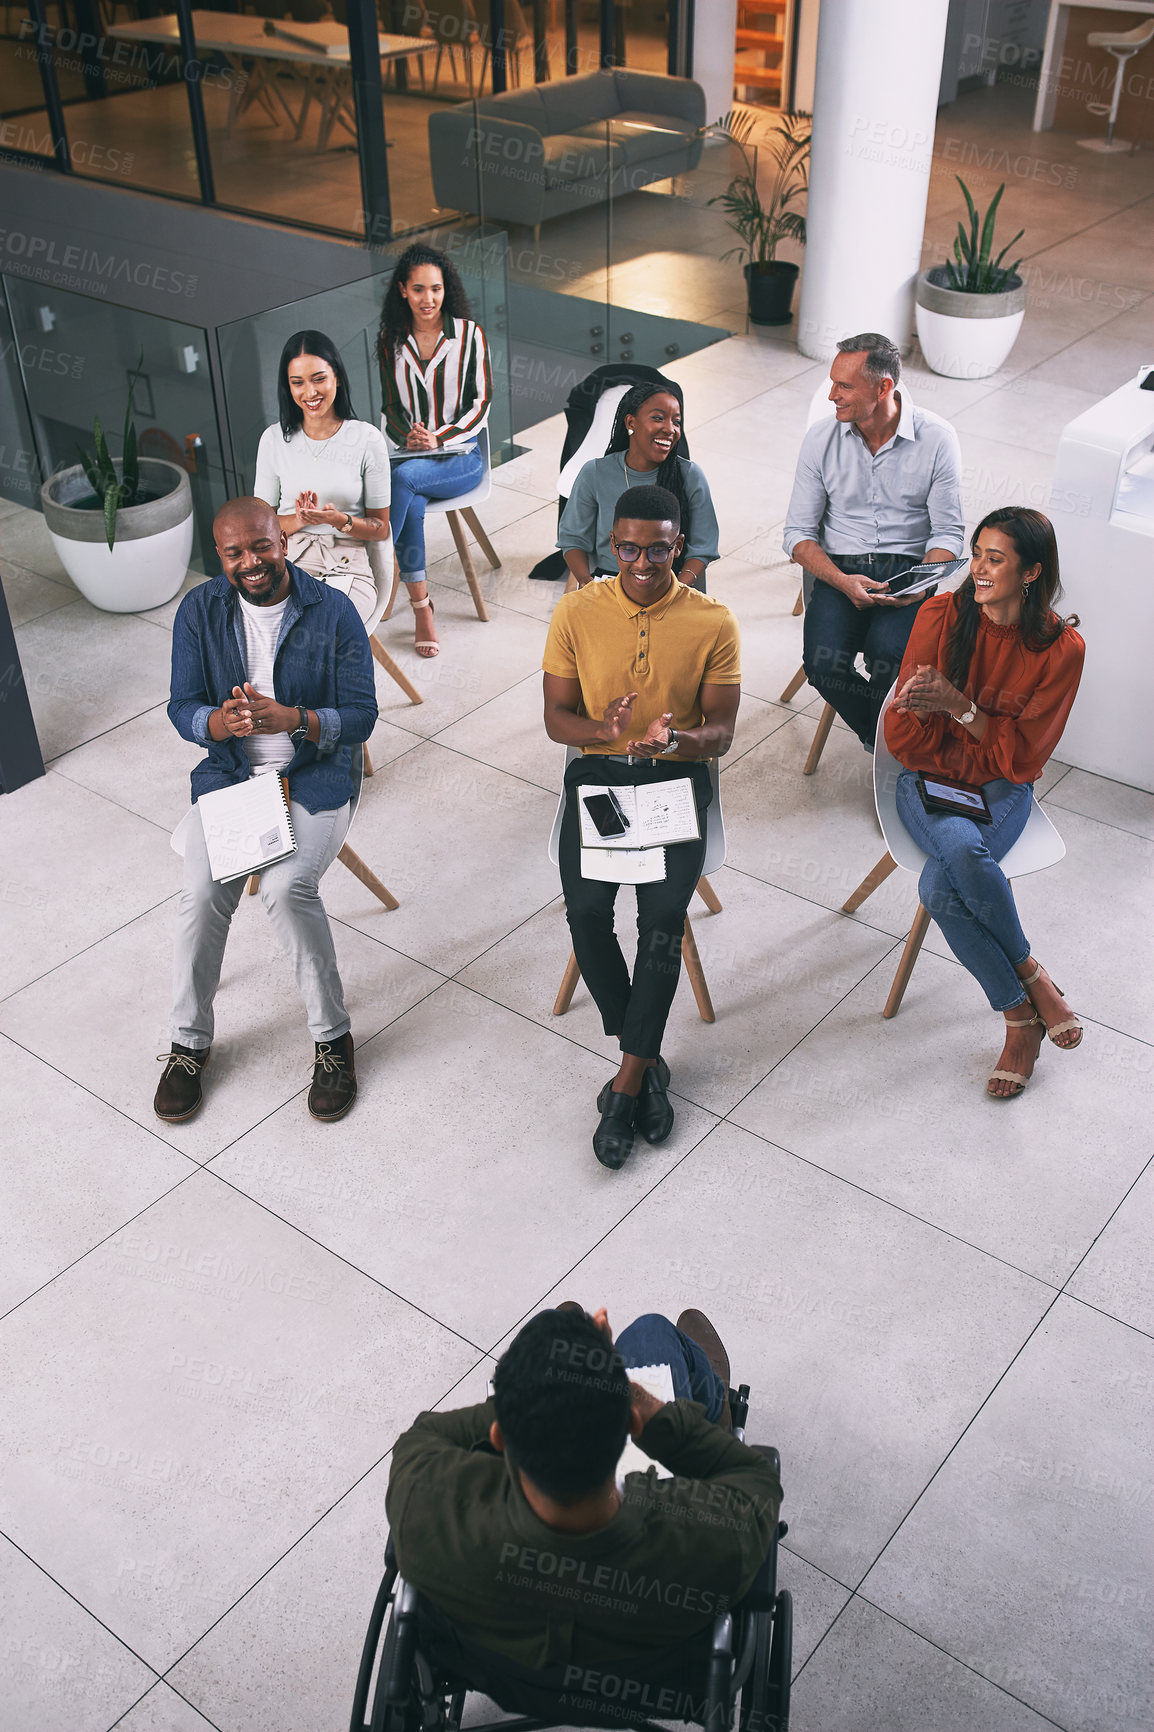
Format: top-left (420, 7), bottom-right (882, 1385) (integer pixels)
top-left (41, 458), bottom-right (193, 613)
top-left (914, 269), bottom-right (1026, 380)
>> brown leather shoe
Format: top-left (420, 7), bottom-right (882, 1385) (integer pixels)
top-left (677, 1308), bottom-right (733, 1430)
top-left (308, 1032), bottom-right (357, 1121)
top-left (154, 1045), bottom-right (210, 1122)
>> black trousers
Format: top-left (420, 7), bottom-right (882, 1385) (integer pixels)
top-left (559, 757), bottom-right (712, 1060)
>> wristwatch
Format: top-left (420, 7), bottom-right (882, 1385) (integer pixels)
top-left (660, 728), bottom-right (680, 756)
top-left (955, 700), bottom-right (978, 726)
top-left (290, 706), bottom-right (310, 745)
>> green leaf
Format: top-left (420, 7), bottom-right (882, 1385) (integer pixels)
top-left (75, 445), bottom-right (101, 498)
top-left (992, 228), bottom-right (1024, 271)
top-left (103, 484), bottom-right (120, 551)
top-left (122, 418), bottom-right (139, 502)
top-left (978, 182), bottom-right (1004, 268)
top-left (93, 415), bottom-right (115, 488)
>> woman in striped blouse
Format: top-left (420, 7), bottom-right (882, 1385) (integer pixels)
top-left (377, 244), bottom-right (492, 657)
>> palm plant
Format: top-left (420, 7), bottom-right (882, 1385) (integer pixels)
top-left (708, 110), bottom-right (811, 268)
top-left (943, 176), bottom-right (1024, 294)
top-left (75, 372), bottom-right (143, 551)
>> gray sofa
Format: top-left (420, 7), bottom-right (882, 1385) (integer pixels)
top-left (428, 69), bottom-right (706, 230)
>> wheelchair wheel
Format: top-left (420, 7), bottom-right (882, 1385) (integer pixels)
top-left (369, 1599), bottom-right (423, 1732)
top-left (739, 1590), bottom-right (791, 1732)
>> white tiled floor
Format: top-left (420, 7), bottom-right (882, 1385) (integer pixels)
top-left (2, 88), bottom-right (1152, 1732)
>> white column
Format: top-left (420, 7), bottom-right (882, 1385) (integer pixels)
top-left (692, 0), bottom-right (738, 127)
top-left (797, 0), bottom-right (950, 362)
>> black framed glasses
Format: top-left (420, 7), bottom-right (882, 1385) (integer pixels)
top-left (612, 539), bottom-right (677, 564)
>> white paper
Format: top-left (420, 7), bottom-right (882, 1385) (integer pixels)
top-left (617, 1362), bottom-right (676, 1486)
top-left (580, 846), bottom-right (666, 884)
top-left (195, 776), bottom-right (296, 883)
top-left (577, 779), bottom-right (699, 850)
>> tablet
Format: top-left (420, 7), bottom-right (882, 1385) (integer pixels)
top-left (916, 773), bottom-right (993, 823)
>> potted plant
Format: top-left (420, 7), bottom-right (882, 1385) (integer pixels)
top-left (709, 110), bottom-right (810, 326)
top-left (40, 378), bottom-right (193, 613)
top-left (915, 178), bottom-right (1026, 379)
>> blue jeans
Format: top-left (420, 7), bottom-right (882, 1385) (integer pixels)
top-left (615, 1313), bottom-right (727, 1423)
top-left (802, 555), bottom-right (927, 748)
top-left (895, 770), bottom-right (1034, 1011)
top-left (390, 449), bottom-right (485, 583)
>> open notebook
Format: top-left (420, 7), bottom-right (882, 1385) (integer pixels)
top-left (194, 774), bottom-right (297, 883)
top-left (617, 1362), bottom-right (676, 1487)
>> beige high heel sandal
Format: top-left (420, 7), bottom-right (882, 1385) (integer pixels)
top-left (410, 591), bottom-right (439, 658)
top-left (987, 1010), bottom-right (1043, 1100)
top-left (1019, 961), bottom-right (1083, 1049)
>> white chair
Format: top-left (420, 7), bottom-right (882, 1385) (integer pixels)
top-left (381, 426), bottom-right (499, 626)
top-left (362, 539), bottom-right (422, 745)
top-left (1079, 20), bottom-right (1154, 153)
top-left (547, 749), bottom-right (725, 1023)
top-left (841, 686), bottom-right (1066, 1018)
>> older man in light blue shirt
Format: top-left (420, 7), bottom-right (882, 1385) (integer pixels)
top-left (782, 332), bottom-right (965, 748)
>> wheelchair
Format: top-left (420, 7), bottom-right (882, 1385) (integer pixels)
top-left (351, 1385), bottom-right (791, 1732)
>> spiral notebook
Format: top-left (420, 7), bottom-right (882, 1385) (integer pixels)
top-left (195, 774), bottom-right (297, 884)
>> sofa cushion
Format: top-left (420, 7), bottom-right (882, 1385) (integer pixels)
top-left (473, 87), bottom-right (548, 129)
top-left (572, 111), bottom-right (695, 166)
top-left (537, 70), bottom-right (622, 135)
top-left (541, 132), bottom-right (622, 189)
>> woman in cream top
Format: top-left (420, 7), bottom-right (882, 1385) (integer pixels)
top-left (254, 328), bottom-right (391, 627)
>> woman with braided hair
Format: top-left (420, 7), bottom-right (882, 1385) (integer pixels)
top-left (557, 382), bottom-right (720, 593)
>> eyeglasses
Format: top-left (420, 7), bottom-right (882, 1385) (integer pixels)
top-left (612, 539), bottom-right (676, 564)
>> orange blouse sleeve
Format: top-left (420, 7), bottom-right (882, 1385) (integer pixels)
top-left (882, 595), bottom-right (953, 764)
top-left (961, 626), bottom-right (1085, 783)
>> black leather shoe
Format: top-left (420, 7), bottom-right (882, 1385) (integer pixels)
top-left (677, 1308), bottom-right (733, 1430)
top-left (592, 1091), bottom-right (636, 1169)
top-left (308, 1032), bottom-right (357, 1121)
top-left (635, 1056), bottom-right (673, 1145)
top-left (154, 1044), bottom-right (209, 1122)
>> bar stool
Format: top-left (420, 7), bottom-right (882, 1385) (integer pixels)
top-left (1078, 20), bottom-right (1154, 153)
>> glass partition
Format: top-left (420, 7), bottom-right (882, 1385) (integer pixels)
top-left (1, 272), bottom-right (228, 570)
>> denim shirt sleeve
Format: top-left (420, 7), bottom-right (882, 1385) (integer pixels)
top-left (168, 592), bottom-right (219, 744)
top-left (313, 707), bottom-right (342, 754)
top-left (328, 596), bottom-right (378, 747)
top-left (191, 703), bottom-right (215, 746)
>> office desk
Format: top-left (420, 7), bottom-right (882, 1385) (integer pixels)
top-left (1033, 0), bottom-right (1154, 130)
top-left (106, 14), bottom-right (435, 150)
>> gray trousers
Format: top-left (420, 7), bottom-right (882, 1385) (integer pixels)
top-left (171, 797), bottom-right (352, 1049)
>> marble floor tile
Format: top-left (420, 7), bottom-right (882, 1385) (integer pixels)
top-left (0, 1036), bottom-right (192, 1315)
top-left (320, 741), bottom-right (560, 975)
top-left (1042, 768), bottom-right (1154, 842)
top-left (957, 431), bottom-right (1063, 522)
top-left (538, 1120), bottom-right (1052, 1586)
top-left (434, 672), bottom-right (567, 793)
top-left (366, 598), bottom-right (549, 741)
top-left (729, 948), bottom-right (1152, 1285)
top-left (0, 895), bottom-right (443, 1163)
top-left (0, 772), bottom-right (180, 1001)
top-left (1030, 322), bottom-right (1152, 397)
top-left (110, 1682), bottom-right (219, 1732)
top-left (953, 377), bottom-right (1103, 457)
top-left (790, 1597), bottom-right (1057, 1732)
top-left (50, 704), bottom-right (208, 835)
top-left (0, 503), bottom-right (72, 583)
top-left (0, 560), bottom-right (75, 629)
top-left (861, 1297), bottom-right (1154, 1732)
top-left (214, 981), bottom-right (718, 1346)
top-left (14, 600), bottom-right (174, 764)
top-left (1024, 228), bottom-right (1154, 298)
top-left (0, 1172), bottom-right (479, 1671)
top-left (424, 502), bottom-right (569, 624)
top-left (0, 1535), bottom-right (157, 1732)
top-left (780, 1552), bottom-right (854, 1675)
top-left (1067, 1161), bottom-right (1154, 1337)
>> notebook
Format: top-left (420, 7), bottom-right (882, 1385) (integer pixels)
top-left (577, 778), bottom-right (699, 850)
top-left (883, 556), bottom-right (969, 598)
top-left (195, 774), bottom-right (297, 883)
top-left (389, 440), bottom-right (476, 463)
top-left (617, 1362), bottom-right (676, 1486)
top-left (580, 846), bottom-right (667, 884)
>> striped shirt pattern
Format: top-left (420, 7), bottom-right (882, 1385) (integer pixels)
top-left (380, 315), bottom-right (493, 447)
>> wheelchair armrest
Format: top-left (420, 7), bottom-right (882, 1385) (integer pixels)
top-left (385, 1532), bottom-right (397, 1569)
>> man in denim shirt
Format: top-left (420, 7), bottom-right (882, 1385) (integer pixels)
top-left (156, 498), bottom-right (378, 1125)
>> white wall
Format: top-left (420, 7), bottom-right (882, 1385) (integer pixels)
top-left (693, 0), bottom-right (740, 125)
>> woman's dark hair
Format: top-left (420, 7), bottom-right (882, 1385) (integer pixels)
top-left (606, 382), bottom-right (694, 573)
top-left (493, 1309), bottom-right (631, 1505)
top-left (276, 330), bottom-right (356, 440)
top-left (945, 507), bottom-right (1080, 693)
top-left (376, 243), bottom-right (471, 366)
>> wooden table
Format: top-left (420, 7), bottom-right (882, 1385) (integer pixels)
top-left (1033, 0), bottom-right (1154, 130)
top-left (105, 13), bottom-right (436, 150)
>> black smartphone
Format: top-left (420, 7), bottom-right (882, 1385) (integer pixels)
top-left (583, 791), bottom-right (630, 838)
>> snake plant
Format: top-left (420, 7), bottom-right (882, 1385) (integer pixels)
top-left (944, 177), bottom-right (1024, 294)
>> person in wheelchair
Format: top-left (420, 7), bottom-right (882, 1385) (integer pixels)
top-left (384, 1305), bottom-right (782, 1671)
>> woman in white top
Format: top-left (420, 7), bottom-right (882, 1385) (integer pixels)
top-left (254, 329), bottom-right (391, 627)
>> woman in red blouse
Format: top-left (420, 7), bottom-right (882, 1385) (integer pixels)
top-left (884, 507), bottom-right (1084, 1099)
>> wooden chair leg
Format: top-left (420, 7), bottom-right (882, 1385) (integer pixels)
top-left (803, 702), bottom-right (838, 776)
top-left (338, 844), bottom-right (399, 910)
top-left (460, 506), bottom-right (501, 569)
top-left (380, 566), bottom-right (402, 622)
top-left (695, 874), bottom-right (722, 915)
top-left (681, 916), bottom-right (715, 1024)
top-left (792, 583), bottom-right (804, 617)
top-left (883, 904), bottom-right (931, 1019)
top-left (447, 511), bottom-right (490, 621)
top-left (779, 664), bottom-right (807, 704)
top-left (247, 873), bottom-right (260, 896)
top-left (842, 850), bottom-right (897, 914)
top-left (370, 632), bottom-right (423, 704)
top-left (362, 743), bottom-right (374, 778)
top-left (552, 949), bottom-right (582, 1015)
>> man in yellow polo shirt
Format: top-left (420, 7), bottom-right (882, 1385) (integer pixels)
top-left (543, 484), bottom-right (741, 1169)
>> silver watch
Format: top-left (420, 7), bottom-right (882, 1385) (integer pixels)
top-left (956, 701), bottom-right (978, 726)
top-left (660, 728), bottom-right (680, 756)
